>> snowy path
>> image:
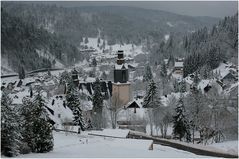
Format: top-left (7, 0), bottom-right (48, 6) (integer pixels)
top-left (17, 131), bottom-right (212, 158)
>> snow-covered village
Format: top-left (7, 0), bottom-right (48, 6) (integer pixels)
top-left (1, 1), bottom-right (238, 158)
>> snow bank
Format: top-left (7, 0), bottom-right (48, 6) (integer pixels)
top-left (17, 131), bottom-right (208, 158)
top-left (209, 140), bottom-right (238, 155)
top-left (89, 129), bottom-right (130, 138)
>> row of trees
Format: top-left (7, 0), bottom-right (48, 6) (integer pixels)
top-left (1, 91), bottom-right (54, 157)
top-left (142, 76), bottom-right (237, 143)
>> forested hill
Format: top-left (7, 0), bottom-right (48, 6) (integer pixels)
top-left (148, 12), bottom-right (237, 77)
top-left (1, 9), bottom-right (85, 73)
top-left (2, 2), bottom-right (220, 46)
top-left (183, 13), bottom-right (238, 77)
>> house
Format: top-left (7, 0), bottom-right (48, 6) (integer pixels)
top-left (221, 72), bottom-right (237, 86)
top-left (78, 80), bottom-right (112, 99)
top-left (125, 100), bottom-right (141, 113)
top-left (174, 62), bottom-right (184, 75)
top-left (164, 59), bottom-right (169, 65)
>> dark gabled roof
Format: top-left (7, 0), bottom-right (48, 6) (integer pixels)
top-left (72, 69), bottom-right (78, 75)
top-left (126, 101), bottom-right (140, 108)
top-left (222, 72), bottom-right (237, 80)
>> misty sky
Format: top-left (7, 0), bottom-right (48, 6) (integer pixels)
top-left (29, 1), bottom-right (238, 18)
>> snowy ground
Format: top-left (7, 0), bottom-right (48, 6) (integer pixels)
top-left (209, 140), bottom-right (238, 155)
top-left (17, 131), bottom-right (212, 158)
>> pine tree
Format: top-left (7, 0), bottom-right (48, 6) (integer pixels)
top-left (143, 80), bottom-right (161, 108)
top-left (66, 85), bottom-right (79, 111)
top-left (173, 80), bottom-right (180, 93)
top-left (143, 65), bottom-right (153, 82)
top-left (73, 106), bottom-right (85, 133)
top-left (21, 97), bottom-right (35, 152)
top-left (160, 61), bottom-right (167, 78)
top-left (101, 71), bottom-right (107, 80)
top-left (59, 71), bottom-right (71, 85)
top-left (173, 95), bottom-right (191, 142)
top-left (143, 80), bottom-right (161, 135)
top-left (160, 61), bottom-right (168, 95)
top-left (180, 80), bottom-right (186, 93)
top-left (193, 71), bottom-right (200, 85)
top-left (31, 93), bottom-right (54, 153)
top-left (1, 92), bottom-right (22, 157)
top-left (84, 37), bottom-right (89, 44)
top-left (92, 78), bottom-right (103, 129)
top-left (91, 58), bottom-right (97, 67)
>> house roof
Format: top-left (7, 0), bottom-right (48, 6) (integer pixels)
top-left (175, 62), bottom-right (184, 68)
top-left (125, 99), bottom-right (143, 109)
top-left (114, 64), bottom-right (128, 70)
top-left (222, 72), bottom-right (237, 80)
top-left (126, 101), bottom-right (140, 108)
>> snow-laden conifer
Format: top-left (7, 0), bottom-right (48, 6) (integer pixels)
top-left (1, 92), bottom-right (22, 157)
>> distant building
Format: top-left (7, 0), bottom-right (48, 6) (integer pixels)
top-left (174, 61), bottom-right (184, 75)
top-left (221, 72), bottom-right (237, 86)
top-left (71, 68), bottom-right (79, 86)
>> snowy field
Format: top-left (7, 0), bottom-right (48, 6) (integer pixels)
top-left (17, 131), bottom-right (212, 158)
top-left (209, 140), bottom-right (238, 155)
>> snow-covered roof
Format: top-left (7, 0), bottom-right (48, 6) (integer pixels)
top-left (114, 64), bottom-right (128, 70)
top-left (174, 62), bottom-right (184, 68)
top-left (164, 59), bottom-right (169, 64)
top-left (9, 88), bottom-right (30, 105)
top-left (198, 80), bottom-right (210, 92)
top-left (185, 77), bottom-right (193, 85)
top-left (85, 77), bottom-right (96, 83)
top-left (213, 62), bottom-right (238, 79)
top-left (47, 95), bottom-right (73, 124)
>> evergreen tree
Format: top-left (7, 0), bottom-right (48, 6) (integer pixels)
top-left (101, 71), bottom-right (107, 80)
top-left (193, 71), bottom-right (200, 85)
top-left (84, 37), bottom-right (89, 44)
top-left (173, 95), bottom-right (191, 142)
top-left (143, 65), bottom-right (153, 82)
top-left (91, 58), bottom-right (97, 67)
top-left (180, 80), bottom-right (187, 93)
top-left (173, 80), bottom-right (180, 93)
top-left (1, 92), bottom-right (22, 157)
top-left (73, 106), bottom-right (85, 133)
top-left (143, 80), bottom-right (161, 135)
top-left (21, 97), bottom-right (35, 152)
top-left (142, 80), bottom-right (161, 108)
top-left (160, 61), bottom-right (167, 78)
top-left (65, 85), bottom-right (85, 132)
top-left (160, 61), bottom-right (168, 95)
top-left (31, 93), bottom-right (54, 153)
top-left (59, 71), bottom-right (71, 85)
top-left (66, 84), bottom-right (79, 111)
top-left (92, 78), bottom-right (103, 129)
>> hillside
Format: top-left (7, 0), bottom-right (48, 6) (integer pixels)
top-left (2, 2), bottom-right (220, 46)
top-left (1, 9), bottom-right (85, 74)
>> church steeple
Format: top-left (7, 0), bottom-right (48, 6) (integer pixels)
top-left (116, 50), bottom-right (125, 65)
top-left (114, 50), bottom-right (129, 83)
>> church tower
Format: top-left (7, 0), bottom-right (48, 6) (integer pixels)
top-left (112, 50), bottom-right (131, 108)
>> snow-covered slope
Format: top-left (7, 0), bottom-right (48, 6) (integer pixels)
top-left (16, 131), bottom-right (210, 158)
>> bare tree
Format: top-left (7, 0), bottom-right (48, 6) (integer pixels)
top-left (105, 91), bottom-right (125, 129)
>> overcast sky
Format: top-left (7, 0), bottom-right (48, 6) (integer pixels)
top-left (24, 1), bottom-right (238, 18)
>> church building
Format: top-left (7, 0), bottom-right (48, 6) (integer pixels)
top-left (112, 50), bottom-right (131, 108)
